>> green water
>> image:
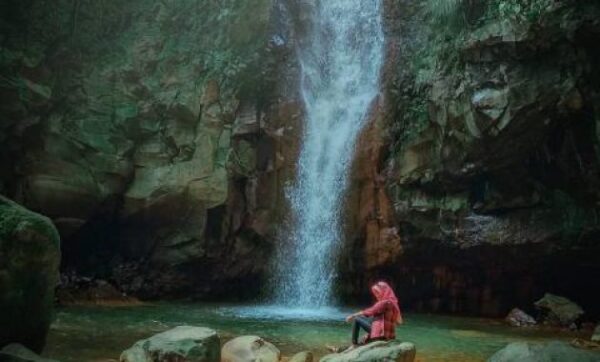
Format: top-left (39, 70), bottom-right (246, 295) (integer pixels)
top-left (44, 303), bottom-right (581, 362)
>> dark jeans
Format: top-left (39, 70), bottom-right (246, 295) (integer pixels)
top-left (352, 316), bottom-right (372, 344)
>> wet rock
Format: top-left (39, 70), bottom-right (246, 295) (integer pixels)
top-left (0, 196), bottom-right (61, 353)
top-left (119, 326), bottom-right (220, 362)
top-left (221, 336), bottom-right (280, 362)
top-left (56, 272), bottom-right (137, 306)
top-left (320, 341), bottom-right (416, 362)
top-left (593, 325), bottom-right (600, 343)
top-left (289, 351), bottom-right (313, 362)
top-left (355, 0), bottom-right (600, 317)
top-left (534, 293), bottom-right (584, 327)
top-left (0, 344), bottom-right (60, 362)
top-left (487, 341), bottom-right (600, 362)
top-left (0, 0), bottom-right (283, 301)
top-left (505, 308), bottom-right (536, 327)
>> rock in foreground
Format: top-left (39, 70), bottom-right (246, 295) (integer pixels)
top-left (487, 341), bottom-right (600, 362)
top-left (289, 351), bottom-right (313, 362)
top-left (221, 336), bottom-right (280, 362)
top-left (320, 341), bottom-right (416, 362)
top-left (505, 308), bottom-right (536, 327)
top-left (119, 326), bottom-right (220, 362)
top-left (0, 343), bottom-right (60, 362)
top-left (534, 293), bottom-right (584, 327)
top-left (0, 196), bottom-right (61, 353)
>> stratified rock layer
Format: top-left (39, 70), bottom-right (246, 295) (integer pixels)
top-left (0, 0), bottom-right (293, 299)
top-left (341, 0), bottom-right (600, 317)
top-left (1, 0), bottom-right (600, 318)
top-left (0, 196), bottom-right (60, 353)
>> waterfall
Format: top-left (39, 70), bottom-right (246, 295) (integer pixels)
top-left (274, 0), bottom-right (385, 307)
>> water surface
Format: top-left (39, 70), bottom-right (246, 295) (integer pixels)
top-left (45, 303), bottom-right (582, 362)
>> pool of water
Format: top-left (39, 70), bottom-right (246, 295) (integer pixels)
top-left (44, 303), bottom-right (582, 362)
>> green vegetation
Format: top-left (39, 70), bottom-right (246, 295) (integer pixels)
top-left (425, 0), bottom-right (469, 28)
top-left (486, 0), bottom-right (557, 22)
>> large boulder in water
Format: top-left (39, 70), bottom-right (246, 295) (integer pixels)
top-left (0, 344), bottom-right (60, 362)
top-left (534, 293), bottom-right (584, 327)
top-left (487, 341), bottom-right (600, 362)
top-left (119, 326), bottom-right (220, 362)
top-left (221, 336), bottom-right (280, 362)
top-left (320, 341), bottom-right (416, 362)
top-left (0, 196), bottom-right (61, 353)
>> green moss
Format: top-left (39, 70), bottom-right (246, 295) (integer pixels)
top-left (0, 195), bottom-right (60, 352)
top-left (0, 197), bottom-right (57, 245)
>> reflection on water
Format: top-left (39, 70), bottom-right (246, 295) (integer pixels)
top-left (44, 303), bottom-right (581, 362)
top-left (218, 305), bottom-right (348, 321)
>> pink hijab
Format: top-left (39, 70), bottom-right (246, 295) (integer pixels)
top-left (371, 281), bottom-right (402, 323)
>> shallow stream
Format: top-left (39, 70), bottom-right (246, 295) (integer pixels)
top-left (43, 303), bottom-right (584, 362)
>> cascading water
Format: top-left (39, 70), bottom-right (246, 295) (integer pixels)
top-left (274, 0), bottom-right (385, 308)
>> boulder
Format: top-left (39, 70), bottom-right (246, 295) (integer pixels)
top-left (221, 336), bottom-right (280, 362)
top-left (0, 343), bottom-right (60, 362)
top-left (505, 308), bottom-right (536, 327)
top-left (0, 196), bottom-right (61, 353)
top-left (487, 341), bottom-right (600, 362)
top-left (289, 351), bottom-right (313, 362)
top-left (534, 293), bottom-right (584, 327)
top-left (119, 326), bottom-right (220, 362)
top-left (320, 341), bottom-right (416, 362)
top-left (593, 325), bottom-right (600, 343)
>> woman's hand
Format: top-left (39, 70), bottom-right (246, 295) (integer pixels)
top-left (345, 312), bottom-right (360, 323)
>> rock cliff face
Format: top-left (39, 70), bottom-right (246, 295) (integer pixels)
top-left (1, 0), bottom-right (599, 317)
top-left (0, 0), bottom-right (300, 299)
top-left (342, 0), bottom-right (600, 317)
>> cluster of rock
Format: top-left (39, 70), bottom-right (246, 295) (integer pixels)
top-left (118, 327), bottom-right (416, 362)
top-left (487, 341), bottom-right (600, 362)
top-left (505, 293), bottom-right (586, 329)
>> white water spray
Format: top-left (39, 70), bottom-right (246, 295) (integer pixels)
top-left (274, 0), bottom-right (385, 307)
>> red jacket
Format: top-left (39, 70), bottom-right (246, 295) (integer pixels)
top-left (361, 300), bottom-right (398, 340)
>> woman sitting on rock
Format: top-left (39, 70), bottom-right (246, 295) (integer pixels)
top-left (329, 281), bottom-right (403, 352)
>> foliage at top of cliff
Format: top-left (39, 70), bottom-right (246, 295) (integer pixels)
top-left (392, 0), bottom-right (600, 149)
top-left (0, 0), bottom-right (273, 101)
